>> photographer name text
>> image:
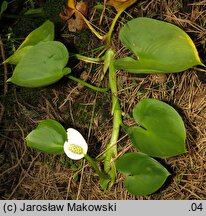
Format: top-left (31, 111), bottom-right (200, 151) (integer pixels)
top-left (3, 202), bottom-right (117, 213)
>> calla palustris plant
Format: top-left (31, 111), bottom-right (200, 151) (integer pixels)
top-left (5, 1), bottom-right (205, 196)
top-left (26, 119), bottom-right (109, 180)
top-left (26, 119), bottom-right (88, 157)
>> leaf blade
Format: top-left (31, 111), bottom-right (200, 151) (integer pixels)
top-left (116, 152), bottom-right (170, 195)
top-left (4, 20), bottom-right (55, 64)
top-left (0, 1), bottom-right (8, 15)
top-left (127, 98), bottom-right (187, 157)
top-left (8, 41), bottom-right (70, 87)
top-left (115, 17), bottom-right (204, 73)
top-left (4, 46), bottom-right (33, 65)
top-left (18, 20), bottom-right (54, 50)
top-left (26, 119), bottom-right (67, 154)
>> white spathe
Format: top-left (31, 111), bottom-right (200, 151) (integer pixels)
top-left (64, 128), bottom-right (88, 160)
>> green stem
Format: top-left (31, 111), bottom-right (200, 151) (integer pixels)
top-left (107, 52), bottom-right (122, 150)
top-left (106, 11), bottom-right (123, 47)
top-left (72, 53), bottom-right (103, 64)
top-left (102, 49), bottom-right (123, 189)
top-left (107, 57), bottom-right (122, 149)
top-left (84, 154), bottom-right (109, 179)
top-left (67, 75), bottom-right (109, 92)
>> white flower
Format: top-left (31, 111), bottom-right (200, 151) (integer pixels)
top-left (64, 128), bottom-right (88, 160)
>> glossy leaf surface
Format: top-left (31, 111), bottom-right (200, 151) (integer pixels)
top-left (127, 99), bottom-right (187, 157)
top-left (7, 41), bottom-right (70, 87)
top-left (4, 20), bottom-right (54, 64)
top-left (26, 119), bottom-right (67, 154)
top-left (116, 152), bottom-right (170, 195)
top-left (114, 17), bottom-right (204, 73)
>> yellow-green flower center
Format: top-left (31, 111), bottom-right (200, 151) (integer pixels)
top-left (68, 144), bottom-right (83, 154)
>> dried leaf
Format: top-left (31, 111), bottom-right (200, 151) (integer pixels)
top-left (59, 6), bottom-right (75, 21)
top-left (60, 0), bottom-right (88, 32)
top-left (61, 0), bottom-right (103, 39)
top-left (106, 0), bottom-right (137, 12)
top-left (67, 0), bottom-right (76, 9)
top-left (73, 0), bottom-right (88, 31)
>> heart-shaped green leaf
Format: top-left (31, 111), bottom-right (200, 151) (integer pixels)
top-left (4, 20), bottom-right (54, 64)
top-left (7, 41), bottom-right (71, 87)
top-left (127, 98), bottom-right (187, 157)
top-left (114, 17), bottom-right (204, 73)
top-left (116, 152), bottom-right (170, 195)
top-left (26, 119), bottom-right (67, 154)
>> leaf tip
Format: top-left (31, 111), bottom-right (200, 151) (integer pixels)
top-left (200, 62), bottom-right (206, 68)
top-left (63, 67), bottom-right (71, 75)
top-left (2, 59), bottom-right (8, 64)
top-left (6, 77), bottom-right (12, 83)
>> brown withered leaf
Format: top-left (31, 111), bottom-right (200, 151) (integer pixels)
top-left (67, 0), bottom-right (76, 9)
top-left (106, 0), bottom-right (138, 12)
top-left (71, 0), bottom-right (88, 32)
top-left (60, 0), bottom-right (88, 32)
top-left (59, 0), bottom-right (75, 22)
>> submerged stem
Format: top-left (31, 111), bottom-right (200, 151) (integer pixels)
top-left (67, 75), bottom-right (109, 92)
top-left (84, 154), bottom-right (109, 179)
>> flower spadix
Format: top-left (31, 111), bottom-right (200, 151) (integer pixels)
top-left (64, 128), bottom-right (88, 160)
